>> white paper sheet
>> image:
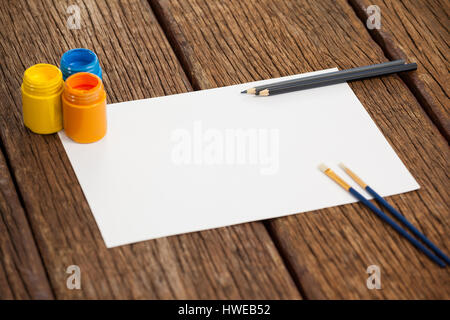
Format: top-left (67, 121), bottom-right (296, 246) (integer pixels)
top-left (59, 69), bottom-right (419, 248)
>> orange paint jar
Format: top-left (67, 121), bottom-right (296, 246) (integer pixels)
top-left (62, 72), bottom-right (107, 143)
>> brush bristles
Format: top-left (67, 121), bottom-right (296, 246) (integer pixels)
top-left (338, 162), bottom-right (347, 170)
top-left (319, 163), bottom-right (352, 190)
top-left (318, 163), bottom-right (329, 172)
top-left (339, 163), bottom-right (367, 188)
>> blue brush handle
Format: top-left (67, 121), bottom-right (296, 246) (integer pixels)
top-left (366, 186), bottom-right (450, 265)
top-left (349, 187), bottom-right (446, 268)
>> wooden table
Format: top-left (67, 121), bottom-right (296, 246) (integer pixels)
top-left (0, 0), bottom-right (448, 299)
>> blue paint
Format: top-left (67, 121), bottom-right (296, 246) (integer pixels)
top-left (60, 48), bottom-right (102, 80)
top-left (349, 187), bottom-right (446, 268)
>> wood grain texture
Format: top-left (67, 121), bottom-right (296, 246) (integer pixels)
top-left (0, 0), bottom-right (300, 299)
top-left (0, 149), bottom-right (53, 299)
top-left (349, 0), bottom-right (450, 141)
top-left (150, 0), bottom-right (450, 299)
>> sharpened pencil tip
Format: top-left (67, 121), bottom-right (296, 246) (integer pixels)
top-left (318, 163), bottom-right (329, 172)
top-left (241, 88), bottom-right (256, 94)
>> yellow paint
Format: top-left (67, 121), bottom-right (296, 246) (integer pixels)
top-left (21, 64), bottom-right (64, 134)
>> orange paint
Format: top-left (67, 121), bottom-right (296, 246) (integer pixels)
top-left (62, 72), bottom-right (107, 143)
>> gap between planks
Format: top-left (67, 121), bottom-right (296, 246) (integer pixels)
top-left (0, 138), bottom-right (54, 299)
top-left (0, 1), bottom-right (301, 299)
top-left (148, 0), bottom-right (312, 298)
top-left (148, 0), bottom-right (449, 299)
top-left (149, 0), bottom-right (203, 91)
top-left (347, 0), bottom-right (450, 142)
top-left (144, 0), bottom-right (449, 299)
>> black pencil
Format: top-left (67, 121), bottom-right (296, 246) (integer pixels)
top-left (240, 59), bottom-right (405, 94)
top-left (257, 63), bottom-right (417, 96)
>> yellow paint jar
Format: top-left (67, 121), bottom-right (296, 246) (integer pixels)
top-left (21, 64), bottom-right (64, 134)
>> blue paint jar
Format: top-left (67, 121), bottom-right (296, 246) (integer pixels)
top-left (60, 48), bottom-right (102, 80)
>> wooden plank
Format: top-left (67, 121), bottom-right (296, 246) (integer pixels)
top-left (0, 149), bottom-right (53, 299)
top-left (0, 0), bottom-right (300, 299)
top-left (150, 0), bottom-right (450, 299)
top-left (349, 0), bottom-right (450, 141)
